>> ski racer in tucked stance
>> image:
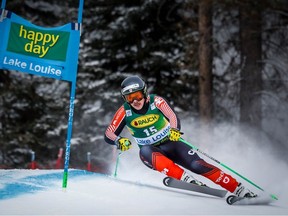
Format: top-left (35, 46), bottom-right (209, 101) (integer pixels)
top-left (104, 75), bottom-right (257, 198)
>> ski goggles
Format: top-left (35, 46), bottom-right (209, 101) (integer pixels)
top-left (124, 91), bottom-right (144, 103)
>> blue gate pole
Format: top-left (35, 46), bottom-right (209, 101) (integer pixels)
top-left (61, 0), bottom-right (84, 190)
top-left (62, 81), bottom-right (76, 189)
top-left (0, 0), bottom-right (6, 22)
top-left (78, 0), bottom-right (84, 24)
top-left (1, 0), bottom-right (6, 8)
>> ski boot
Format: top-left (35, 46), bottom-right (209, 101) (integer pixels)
top-left (226, 183), bottom-right (258, 205)
top-left (181, 172), bottom-right (207, 187)
top-left (234, 183), bottom-right (257, 198)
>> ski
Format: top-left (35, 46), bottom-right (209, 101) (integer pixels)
top-left (163, 177), bottom-right (227, 198)
top-left (226, 195), bottom-right (272, 205)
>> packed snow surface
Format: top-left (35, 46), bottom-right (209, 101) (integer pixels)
top-left (0, 159), bottom-right (287, 215)
top-left (1, 123), bottom-right (288, 215)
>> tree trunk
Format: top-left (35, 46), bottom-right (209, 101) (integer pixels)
top-left (199, 0), bottom-right (213, 125)
top-left (239, 0), bottom-right (262, 129)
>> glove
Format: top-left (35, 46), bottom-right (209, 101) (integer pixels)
top-left (115, 137), bottom-right (132, 151)
top-left (168, 128), bottom-right (183, 141)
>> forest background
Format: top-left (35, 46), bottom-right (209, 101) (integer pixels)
top-left (0, 0), bottom-right (287, 172)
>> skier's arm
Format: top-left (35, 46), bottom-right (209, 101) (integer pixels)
top-left (154, 96), bottom-right (183, 141)
top-left (154, 95), bottom-right (181, 130)
top-left (104, 105), bottom-right (126, 145)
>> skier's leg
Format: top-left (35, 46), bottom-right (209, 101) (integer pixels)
top-left (187, 157), bottom-right (256, 196)
top-left (155, 141), bottom-right (256, 196)
top-left (139, 145), bottom-right (184, 180)
top-left (187, 155), bottom-right (256, 196)
top-left (191, 159), bottom-right (238, 192)
top-left (160, 141), bottom-right (239, 192)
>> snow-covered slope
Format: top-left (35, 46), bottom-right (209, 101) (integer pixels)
top-left (1, 123), bottom-right (287, 215)
top-left (0, 168), bottom-right (287, 215)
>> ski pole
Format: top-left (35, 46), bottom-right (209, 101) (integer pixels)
top-left (180, 138), bottom-right (278, 200)
top-left (113, 151), bottom-right (122, 178)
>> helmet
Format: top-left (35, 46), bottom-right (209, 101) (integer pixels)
top-left (121, 75), bottom-right (148, 99)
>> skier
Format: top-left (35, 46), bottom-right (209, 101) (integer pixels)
top-left (104, 75), bottom-right (257, 199)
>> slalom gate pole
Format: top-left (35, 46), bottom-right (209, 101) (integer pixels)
top-left (1, 0), bottom-right (6, 22)
top-left (1, 0), bottom-right (6, 9)
top-left (62, 82), bottom-right (76, 190)
top-left (180, 138), bottom-right (278, 200)
top-left (113, 151), bottom-right (122, 178)
top-left (77, 0), bottom-right (84, 24)
top-left (61, 0), bottom-right (84, 190)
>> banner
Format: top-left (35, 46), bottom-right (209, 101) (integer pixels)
top-left (0, 0), bottom-right (84, 189)
top-left (0, 9), bottom-right (81, 82)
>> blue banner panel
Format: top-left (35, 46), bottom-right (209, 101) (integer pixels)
top-left (0, 9), bottom-right (81, 82)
